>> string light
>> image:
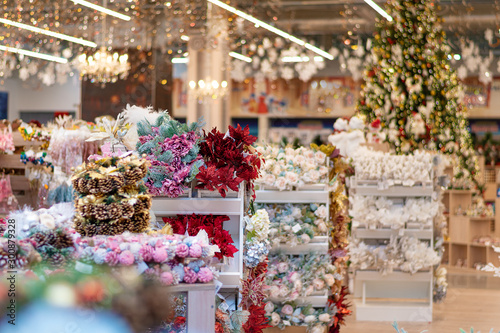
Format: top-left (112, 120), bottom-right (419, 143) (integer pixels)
top-left (229, 51), bottom-right (252, 63)
top-left (364, 0), bottom-right (393, 22)
top-left (0, 45), bottom-right (68, 63)
top-left (172, 57), bottom-right (189, 63)
top-left (71, 0), bottom-right (131, 21)
top-left (0, 18), bottom-right (97, 47)
top-left (207, 0), bottom-right (333, 60)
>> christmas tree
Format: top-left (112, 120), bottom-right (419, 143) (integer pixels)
top-left (357, 0), bottom-right (481, 190)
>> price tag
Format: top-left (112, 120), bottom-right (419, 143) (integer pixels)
top-left (387, 179), bottom-right (394, 187)
top-left (136, 261), bottom-right (148, 274)
top-left (75, 261), bottom-right (93, 274)
top-left (215, 280), bottom-right (223, 294)
top-left (219, 302), bottom-right (229, 312)
top-left (26, 127), bottom-right (33, 134)
top-left (292, 224), bottom-right (302, 233)
top-left (119, 151), bottom-right (133, 159)
top-left (7, 196), bottom-right (13, 206)
top-left (283, 320), bottom-right (291, 326)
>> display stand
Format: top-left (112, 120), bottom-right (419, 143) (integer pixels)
top-left (442, 190), bottom-right (500, 269)
top-left (349, 175), bottom-right (435, 322)
top-left (255, 187), bottom-right (331, 315)
top-left (151, 184), bottom-right (245, 288)
top-left (165, 282), bottom-right (216, 333)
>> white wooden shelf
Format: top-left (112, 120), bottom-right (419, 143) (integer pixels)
top-left (354, 299), bottom-right (432, 322)
top-left (217, 272), bottom-right (241, 288)
top-left (355, 270), bottom-right (432, 282)
top-left (352, 185), bottom-right (434, 197)
top-left (352, 228), bottom-right (433, 240)
top-left (152, 196), bottom-right (244, 215)
top-left (255, 190), bottom-right (329, 204)
top-left (270, 242), bottom-right (329, 254)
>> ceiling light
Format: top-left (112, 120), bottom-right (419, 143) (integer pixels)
top-left (207, 0), bottom-right (333, 60)
top-left (72, 0), bottom-right (131, 21)
top-left (172, 57), bottom-right (189, 64)
top-left (364, 0), bottom-right (393, 22)
top-left (229, 51), bottom-right (252, 63)
top-left (0, 18), bottom-right (96, 47)
top-left (0, 45), bottom-right (68, 63)
top-left (180, 35), bottom-right (190, 41)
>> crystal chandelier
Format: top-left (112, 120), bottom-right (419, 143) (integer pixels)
top-left (78, 47), bottom-right (130, 86)
top-left (188, 79), bottom-right (228, 101)
top-left (77, 0), bottom-right (130, 87)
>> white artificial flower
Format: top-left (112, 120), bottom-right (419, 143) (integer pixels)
top-left (318, 313), bottom-right (331, 322)
top-left (285, 172), bottom-right (299, 185)
top-left (271, 312), bottom-right (281, 326)
top-left (315, 205), bottom-right (328, 219)
top-left (333, 118), bottom-right (349, 131)
top-left (304, 315), bottom-right (316, 323)
top-left (349, 116), bottom-right (365, 130)
top-left (275, 176), bottom-right (287, 190)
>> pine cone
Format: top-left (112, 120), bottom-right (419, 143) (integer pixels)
top-left (108, 203), bottom-right (122, 220)
top-left (124, 168), bottom-right (143, 184)
top-left (78, 204), bottom-right (93, 217)
top-left (110, 175), bottom-right (125, 189)
top-left (33, 231), bottom-right (57, 247)
top-left (49, 253), bottom-right (66, 268)
top-left (83, 223), bottom-right (97, 237)
top-left (93, 205), bottom-right (110, 220)
top-left (98, 178), bottom-right (115, 194)
top-left (0, 254), bottom-right (8, 269)
top-left (87, 179), bottom-right (100, 194)
top-left (121, 203), bottom-right (135, 219)
top-left (54, 232), bottom-right (74, 249)
top-left (139, 162), bottom-right (148, 175)
top-left (130, 212), bottom-right (150, 233)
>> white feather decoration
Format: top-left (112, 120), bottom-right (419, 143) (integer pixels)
top-left (120, 104), bottom-right (164, 150)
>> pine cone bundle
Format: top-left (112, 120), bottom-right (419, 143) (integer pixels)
top-left (33, 231), bottom-right (57, 247)
top-left (54, 232), bottom-right (74, 249)
top-left (98, 178), bottom-right (115, 194)
top-left (49, 253), bottom-right (66, 268)
top-left (121, 203), bottom-right (135, 219)
top-left (129, 212), bottom-right (150, 233)
top-left (78, 204), bottom-right (93, 217)
top-left (108, 203), bottom-right (122, 220)
top-left (93, 205), bottom-right (110, 220)
top-left (110, 174), bottom-right (125, 188)
top-left (124, 168), bottom-right (143, 184)
top-left (87, 179), bottom-right (100, 194)
top-left (82, 223), bottom-right (97, 237)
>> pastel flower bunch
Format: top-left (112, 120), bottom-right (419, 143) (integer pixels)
top-left (266, 253), bottom-right (339, 300)
top-left (76, 233), bottom-right (215, 285)
top-left (349, 195), bottom-right (438, 230)
top-left (196, 125), bottom-right (262, 198)
top-left (244, 209), bottom-right (271, 267)
top-left (255, 203), bottom-right (330, 247)
top-left (255, 145), bottom-right (329, 191)
top-left (136, 112), bottom-right (204, 198)
top-left (348, 236), bottom-right (441, 275)
top-left (265, 301), bottom-right (333, 332)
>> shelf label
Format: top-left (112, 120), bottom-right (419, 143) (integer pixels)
top-left (292, 224), bottom-right (302, 233)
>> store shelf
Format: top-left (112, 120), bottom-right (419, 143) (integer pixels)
top-left (255, 190), bottom-right (329, 204)
top-left (352, 185), bottom-right (434, 197)
top-left (354, 299), bottom-right (432, 322)
top-left (270, 242), bottom-right (329, 254)
top-left (355, 270), bottom-right (432, 282)
top-left (217, 272), bottom-right (242, 288)
top-left (352, 228), bottom-right (433, 240)
top-left (152, 197), bottom-right (243, 215)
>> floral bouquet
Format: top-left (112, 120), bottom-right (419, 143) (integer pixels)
top-left (72, 155), bottom-right (152, 236)
top-left (255, 145), bottom-right (329, 191)
top-left (163, 214), bottom-right (238, 261)
top-left (196, 124), bottom-right (262, 198)
top-left (0, 238), bottom-right (41, 272)
top-left (136, 112), bottom-right (204, 197)
top-left (256, 203), bottom-right (329, 247)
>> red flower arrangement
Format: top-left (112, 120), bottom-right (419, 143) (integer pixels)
top-left (240, 262), bottom-right (270, 333)
top-left (163, 214), bottom-right (238, 260)
top-left (196, 124), bottom-right (262, 198)
top-left (328, 286), bottom-right (351, 333)
top-left (241, 304), bottom-right (271, 333)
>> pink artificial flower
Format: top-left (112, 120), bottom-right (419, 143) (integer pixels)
top-left (160, 272), bottom-right (174, 285)
top-left (119, 250), bottom-right (135, 266)
top-left (188, 244), bottom-right (202, 258)
top-left (183, 267), bottom-right (197, 284)
top-left (197, 267), bottom-right (213, 283)
top-left (175, 243), bottom-right (189, 258)
top-left (281, 304), bottom-right (294, 316)
top-left (140, 245), bottom-right (155, 262)
top-left (105, 251), bottom-right (119, 266)
top-left (153, 247), bottom-right (168, 263)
